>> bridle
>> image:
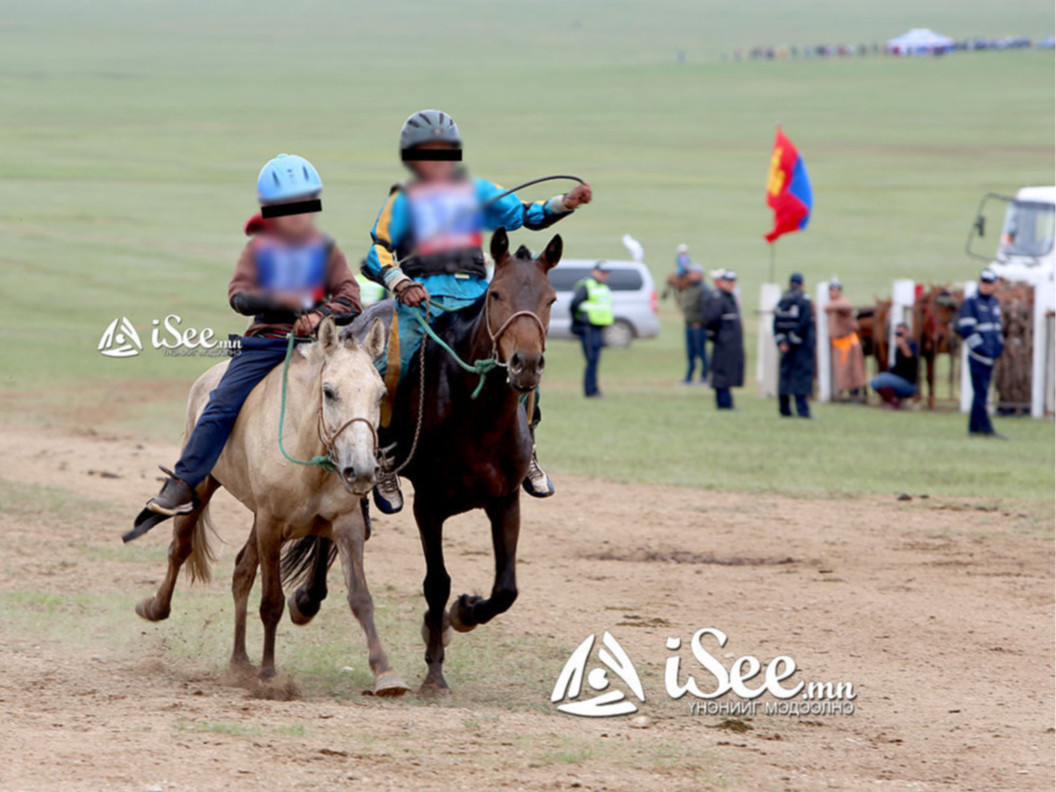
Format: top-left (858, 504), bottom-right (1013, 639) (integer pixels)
top-left (315, 371), bottom-right (380, 475)
top-left (481, 285), bottom-right (549, 369)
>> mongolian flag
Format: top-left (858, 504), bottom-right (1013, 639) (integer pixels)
top-left (764, 127), bottom-right (813, 243)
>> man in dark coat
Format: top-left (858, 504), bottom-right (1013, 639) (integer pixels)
top-left (773, 272), bottom-right (815, 418)
top-left (956, 268), bottom-right (1006, 438)
top-left (704, 269), bottom-right (744, 409)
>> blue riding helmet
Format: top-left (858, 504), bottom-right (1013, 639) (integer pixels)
top-left (257, 153), bottom-right (323, 204)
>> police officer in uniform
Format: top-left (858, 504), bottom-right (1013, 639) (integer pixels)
top-left (704, 269), bottom-right (744, 409)
top-left (570, 262), bottom-right (614, 398)
top-left (773, 272), bottom-right (815, 418)
top-left (956, 268), bottom-right (1006, 439)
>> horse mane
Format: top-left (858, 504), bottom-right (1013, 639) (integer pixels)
top-left (429, 292), bottom-right (488, 344)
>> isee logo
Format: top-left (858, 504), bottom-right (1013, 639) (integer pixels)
top-left (97, 315), bottom-right (239, 358)
top-left (98, 317), bottom-right (143, 358)
top-left (552, 628), bottom-right (856, 719)
top-left (550, 632), bottom-right (646, 717)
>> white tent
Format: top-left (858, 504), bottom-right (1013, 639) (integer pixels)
top-left (886, 28), bottom-right (955, 56)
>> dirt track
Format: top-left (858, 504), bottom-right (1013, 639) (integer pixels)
top-left (0, 423), bottom-right (1052, 792)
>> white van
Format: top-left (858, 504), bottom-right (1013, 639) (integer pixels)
top-left (546, 259), bottom-right (660, 348)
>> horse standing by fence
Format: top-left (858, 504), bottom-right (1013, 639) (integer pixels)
top-left (285, 228), bottom-right (561, 696)
top-left (132, 317), bottom-right (409, 694)
top-left (913, 285), bottom-right (962, 409)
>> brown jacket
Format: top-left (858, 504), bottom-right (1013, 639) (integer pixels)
top-left (228, 233), bottom-right (361, 338)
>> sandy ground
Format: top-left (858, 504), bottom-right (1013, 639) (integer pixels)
top-left (0, 422), bottom-right (1052, 792)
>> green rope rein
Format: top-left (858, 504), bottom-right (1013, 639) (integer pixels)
top-left (276, 297), bottom-right (499, 473)
top-left (409, 299), bottom-right (500, 398)
top-left (277, 331), bottom-right (338, 473)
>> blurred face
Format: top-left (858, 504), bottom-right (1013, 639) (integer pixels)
top-left (407, 142), bottom-right (459, 182)
top-left (721, 278), bottom-right (736, 292)
top-left (593, 268), bottom-right (609, 283)
top-left (828, 286), bottom-right (842, 299)
top-left (271, 211), bottom-right (316, 238)
top-left (979, 280), bottom-right (996, 296)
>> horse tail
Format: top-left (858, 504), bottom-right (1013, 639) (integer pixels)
top-left (185, 489), bottom-right (218, 584)
top-left (280, 535), bottom-right (337, 590)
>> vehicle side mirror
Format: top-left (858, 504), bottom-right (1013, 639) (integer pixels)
top-left (974, 215), bottom-right (986, 237)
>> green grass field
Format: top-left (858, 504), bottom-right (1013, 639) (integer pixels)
top-left (1, 0), bottom-right (1052, 507)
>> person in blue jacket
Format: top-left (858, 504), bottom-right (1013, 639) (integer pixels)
top-left (956, 268), bottom-right (1006, 439)
top-left (362, 109), bottom-right (593, 512)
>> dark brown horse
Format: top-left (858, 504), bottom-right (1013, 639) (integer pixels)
top-left (912, 285), bottom-right (962, 409)
top-left (285, 228), bottom-right (561, 695)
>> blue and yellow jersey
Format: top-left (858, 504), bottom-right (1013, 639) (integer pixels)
top-left (363, 176), bottom-right (569, 300)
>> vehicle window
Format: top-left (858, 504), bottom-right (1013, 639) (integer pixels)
top-left (549, 267), bottom-right (645, 292)
top-left (548, 268), bottom-right (591, 291)
top-left (1000, 201), bottom-right (1056, 259)
top-left (605, 269), bottom-right (645, 291)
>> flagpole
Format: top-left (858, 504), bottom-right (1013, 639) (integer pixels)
top-left (768, 241), bottom-right (776, 283)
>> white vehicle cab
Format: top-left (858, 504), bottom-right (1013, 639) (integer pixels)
top-left (547, 259), bottom-right (660, 347)
top-left (967, 186), bottom-right (1055, 286)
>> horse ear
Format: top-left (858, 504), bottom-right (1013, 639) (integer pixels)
top-left (318, 315), bottom-right (339, 355)
top-left (363, 317), bottom-right (386, 358)
top-left (490, 227), bottom-right (509, 264)
top-left (539, 234), bottom-right (563, 271)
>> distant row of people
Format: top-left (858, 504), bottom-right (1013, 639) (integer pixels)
top-left (722, 36), bottom-right (1049, 62)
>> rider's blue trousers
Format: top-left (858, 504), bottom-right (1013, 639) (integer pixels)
top-left (175, 336), bottom-right (292, 487)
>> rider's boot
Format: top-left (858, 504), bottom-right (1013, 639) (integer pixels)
top-left (372, 445), bottom-right (404, 514)
top-left (145, 467), bottom-right (196, 516)
top-left (522, 443), bottom-right (555, 498)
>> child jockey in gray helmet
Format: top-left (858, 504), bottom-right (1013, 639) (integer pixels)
top-left (362, 109), bottom-right (592, 514)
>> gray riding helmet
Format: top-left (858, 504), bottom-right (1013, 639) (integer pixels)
top-left (399, 109), bottom-right (461, 155)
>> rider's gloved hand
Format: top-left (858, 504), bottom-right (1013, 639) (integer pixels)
top-left (293, 310), bottom-right (324, 337)
top-left (395, 280), bottom-right (429, 308)
top-left (563, 183), bottom-right (592, 210)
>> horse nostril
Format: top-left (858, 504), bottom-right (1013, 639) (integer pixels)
top-left (538, 354), bottom-right (545, 371)
top-left (342, 466), bottom-right (356, 481)
top-left (510, 352), bottom-right (523, 371)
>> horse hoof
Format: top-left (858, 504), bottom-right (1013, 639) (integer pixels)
top-left (418, 680), bottom-right (451, 699)
top-left (421, 615), bottom-right (454, 647)
top-left (135, 596), bottom-right (169, 622)
top-left (287, 590), bottom-right (320, 626)
top-left (448, 594), bottom-right (482, 633)
top-left (372, 671), bottom-right (410, 697)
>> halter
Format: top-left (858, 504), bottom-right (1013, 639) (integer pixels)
top-left (316, 387), bottom-right (379, 472)
top-left (481, 287), bottom-right (549, 369)
top-left (277, 331), bottom-right (380, 481)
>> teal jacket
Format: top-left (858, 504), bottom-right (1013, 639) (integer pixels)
top-left (362, 176), bottom-right (570, 301)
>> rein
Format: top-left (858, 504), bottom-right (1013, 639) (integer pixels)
top-left (277, 331), bottom-right (379, 476)
top-left (406, 289), bottom-right (547, 399)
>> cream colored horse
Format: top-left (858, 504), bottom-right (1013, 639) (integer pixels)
top-left (135, 316), bottom-right (408, 695)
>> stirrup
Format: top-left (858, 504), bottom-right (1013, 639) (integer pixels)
top-left (522, 445), bottom-right (555, 498)
top-left (372, 445), bottom-right (404, 515)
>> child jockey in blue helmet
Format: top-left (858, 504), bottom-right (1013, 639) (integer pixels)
top-left (143, 154), bottom-right (361, 518)
top-left (362, 109), bottom-right (592, 513)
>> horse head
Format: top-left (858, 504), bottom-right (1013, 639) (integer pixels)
top-left (312, 316), bottom-right (387, 496)
top-left (486, 227), bottom-right (561, 392)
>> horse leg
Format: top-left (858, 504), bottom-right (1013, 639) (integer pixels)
top-left (333, 510), bottom-right (409, 697)
top-left (416, 498), bottom-right (452, 697)
top-left (449, 492), bottom-right (520, 632)
top-left (230, 520), bottom-right (259, 671)
top-left (136, 477), bottom-right (219, 621)
top-left (288, 533), bottom-right (332, 626)
top-left (256, 521), bottom-right (285, 679)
